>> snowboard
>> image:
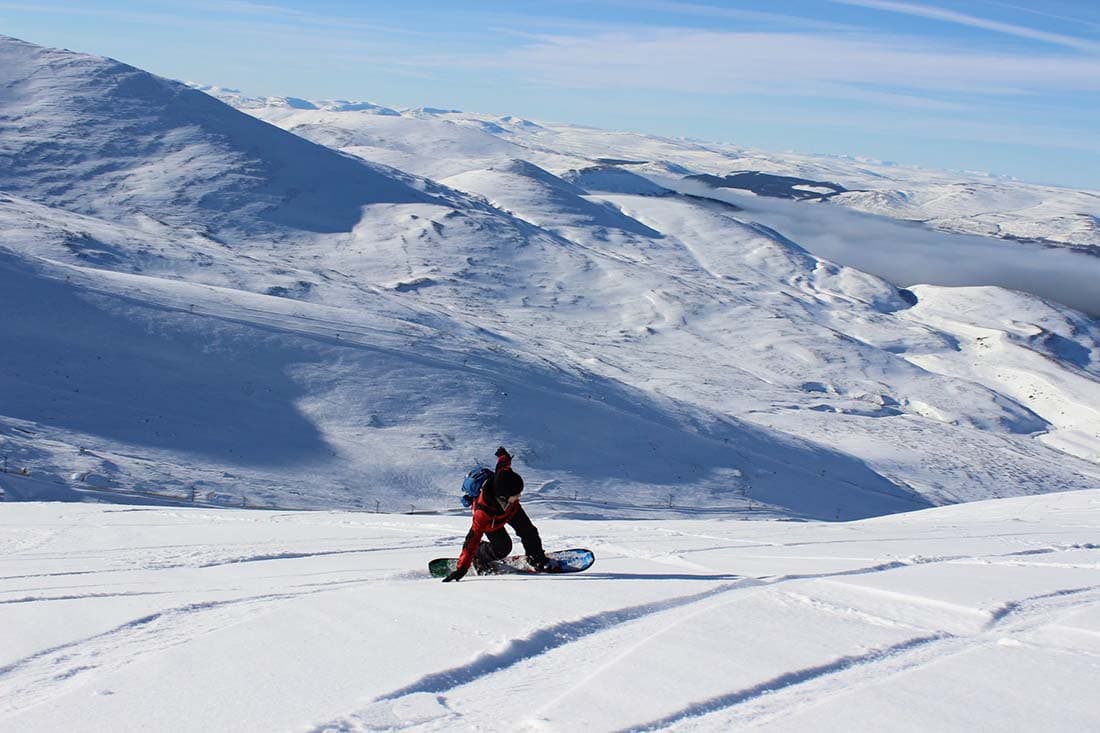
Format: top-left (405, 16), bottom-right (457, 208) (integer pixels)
top-left (429, 548), bottom-right (594, 578)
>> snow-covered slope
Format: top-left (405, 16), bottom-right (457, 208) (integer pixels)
top-left (829, 183), bottom-right (1100, 248)
top-left (3, 36), bottom-right (1100, 519)
top-left (441, 159), bottom-right (662, 236)
top-left (0, 38), bottom-right (451, 239)
top-left (1, 492), bottom-right (1097, 731)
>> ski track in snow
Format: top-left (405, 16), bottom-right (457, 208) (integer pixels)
top-left (651, 586), bottom-right (1100, 732)
top-left (374, 581), bottom-right (754, 699)
top-left (621, 634), bottom-right (952, 733)
top-left (317, 579), bottom-right (766, 733)
top-left (315, 538), bottom-right (1100, 732)
top-left (1, 499), bottom-right (1098, 730)
top-left (0, 594), bottom-right (279, 713)
top-left (0, 569), bottom-right (424, 716)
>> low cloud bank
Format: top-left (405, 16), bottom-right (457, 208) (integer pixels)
top-left (664, 178), bottom-right (1100, 317)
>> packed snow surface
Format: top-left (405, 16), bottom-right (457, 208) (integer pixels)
top-left (1, 492), bottom-right (1098, 731)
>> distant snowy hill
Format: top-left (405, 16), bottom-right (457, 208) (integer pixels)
top-left (687, 153), bottom-right (1100, 251)
top-left (211, 87), bottom-right (1100, 317)
top-left (0, 38), bottom-right (453, 238)
top-left (213, 88), bottom-right (1100, 251)
top-left (829, 184), bottom-right (1100, 249)
top-left (3, 36), bottom-right (1100, 519)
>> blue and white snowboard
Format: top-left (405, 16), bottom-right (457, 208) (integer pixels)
top-left (429, 548), bottom-right (594, 578)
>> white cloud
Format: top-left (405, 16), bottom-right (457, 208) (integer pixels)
top-left (0, 1), bottom-right (422, 39)
top-left (830, 0), bottom-right (1100, 53)
top-left (736, 106), bottom-right (1100, 154)
top-left (212, 1), bottom-right (313, 17)
top-left (669, 180), bottom-right (1100, 317)
top-left (977, 0), bottom-right (1100, 32)
top-left (595, 0), bottom-right (858, 31)
top-left (483, 30), bottom-right (1100, 96)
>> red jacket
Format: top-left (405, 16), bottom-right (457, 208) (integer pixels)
top-left (456, 489), bottom-right (522, 571)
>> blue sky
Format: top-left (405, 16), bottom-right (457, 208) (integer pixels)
top-left (3, 1), bottom-right (1100, 188)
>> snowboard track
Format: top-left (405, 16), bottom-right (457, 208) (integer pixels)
top-left (319, 553), bottom-right (1100, 732)
top-left (620, 584), bottom-right (1100, 732)
top-left (373, 579), bottom-right (756, 702)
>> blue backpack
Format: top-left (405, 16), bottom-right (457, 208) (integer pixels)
top-left (461, 466), bottom-right (494, 507)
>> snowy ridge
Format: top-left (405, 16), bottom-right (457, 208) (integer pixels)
top-left (220, 87), bottom-right (1100, 248)
top-left (561, 164), bottom-right (676, 196)
top-left (0, 38), bottom-right (453, 239)
top-left (440, 159), bottom-right (663, 236)
top-left (830, 183), bottom-right (1100, 249)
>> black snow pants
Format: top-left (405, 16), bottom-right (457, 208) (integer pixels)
top-left (475, 505), bottom-right (545, 567)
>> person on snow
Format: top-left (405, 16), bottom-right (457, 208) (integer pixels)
top-left (443, 447), bottom-right (549, 582)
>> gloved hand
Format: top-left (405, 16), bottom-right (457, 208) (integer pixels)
top-left (442, 566), bottom-right (467, 582)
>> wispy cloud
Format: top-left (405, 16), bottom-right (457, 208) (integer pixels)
top-left (472, 30), bottom-right (1100, 96)
top-left (830, 0), bottom-right (1100, 53)
top-left (737, 105), bottom-right (1100, 154)
top-left (185, 0), bottom-right (426, 36)
top-left (594, 0), bottom-right (859, 31)
top-left (976, 0), bottom-right (1100, 31)
top-left (0, 1), bottom-right (424, 38)
top-left (210, 1), bottom-right (313, 17)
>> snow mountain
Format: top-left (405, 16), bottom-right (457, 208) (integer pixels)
top-left (221, 89), bottom-right (1100, 250)
top-left (2, 35), bottom-right (1100, 520)
top-left (1, 35), bottom-right (1099, 733)
top-left (0, 38), bottom-right (451, 239)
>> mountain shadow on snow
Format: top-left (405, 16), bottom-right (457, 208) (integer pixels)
top-left (690, 172), bottom-right (848, 201)
top-left (0, 253), bottom-right (331, 465)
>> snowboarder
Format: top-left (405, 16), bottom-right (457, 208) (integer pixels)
top-left (442, 447), bottom-right (548, 582)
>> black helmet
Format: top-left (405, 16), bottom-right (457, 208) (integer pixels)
top-left (494, 468), bottom-right (524, 498)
